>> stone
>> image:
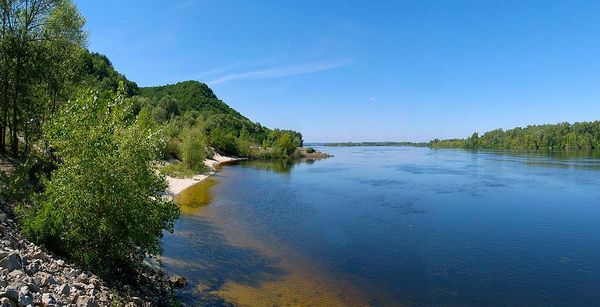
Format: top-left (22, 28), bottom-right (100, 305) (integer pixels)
top-left (76, 295), bottom-right (98, 307)
top-left (0, 254), bottom-right (20, 271)
top-left (88, 289), bottom-right (99, 297)
top-left (55, 284), bottom-right (70, 296)
top-left (41, 293), bottom-right (54, 305)
top-left (76, 273), bottom-right (88, 284)
top-left (0, 290), bottom-right (18, 303)
top-left (17, 293), bottom-right (32, 306)
top-left (169, 275), bottom-right (187, 288)
top-left (26, 283), bottom-right (39, 294)
top-left (7, 270), bottom-right (23, 279)
top-left (33, 272), bottom-right (57, 287)
top-left (97, 292), bottom-right (109, 302)
top-left (19, 256), bottom-right (28, 268)
top-left (0, 297), bottom-right (15, 307)
top-left (29, 252), bottom-right (46, 261)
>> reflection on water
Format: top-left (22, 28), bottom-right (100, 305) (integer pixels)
top-left (163, 147), bottom-right (600, 305)
top-left (175, 178), bottom-right (217, 215)
top-left (236, 159), bottom-right (295, 174)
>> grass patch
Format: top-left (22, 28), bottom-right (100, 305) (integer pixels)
top-left (160, 162), bottom-right (207, 178)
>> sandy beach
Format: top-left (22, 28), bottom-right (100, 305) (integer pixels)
top-left (165, 154), bottom-right (241, 197)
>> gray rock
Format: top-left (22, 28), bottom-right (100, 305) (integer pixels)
top-left (17, 293), bottom-right (32, 306)
top-left (0, 254), bottom-right (20, 271)
top-left (97, 292), bottom-right (109, 302)
top-left (18, 256), bottom-right (27, 268)
top-left (0, 252), bottom-right (9, 260)
top-left (76, 273), bottom-right (88, 284)
top-left (33, 272), bottom-right (56, 287)
top-left (25, 284), bottom-right (39, 294)
top-left (76, 295), bottom-right (98, 307)
top-left (0, 290), bottom-right (18, 303)
top-left (41, 293), bottom-right (54, 305)
top-left (88, 289), bottom-right (99, 296)
top-left (55, 284), bottom-right (70, 296)
top-left (7, 270), bottom-right (23, 280)
top-left (169, 275), bottom-right (187, 288)
top-left (0, 297), bottom-right (16, 307)
top-left (29, 252), bottom-right (46, 261)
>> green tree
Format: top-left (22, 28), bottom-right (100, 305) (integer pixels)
top-left (181, 121), bottom-right (208, 171)
top-left (0, 0), bottom-right (86, 155)
top-left (21, 86), bottom-right (179, 276)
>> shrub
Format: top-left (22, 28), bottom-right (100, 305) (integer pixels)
top-left (209, 129), bottom-right (238, 156)
top-left (181, 123), bottom-right (208, 170)
top-left (21, 87), bottom-right (180, 277)
top-left (160, 162), bottom-right (203, 178)
top-left (306, 147), bottom-right (316, 154)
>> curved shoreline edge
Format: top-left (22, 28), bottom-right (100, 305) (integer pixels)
top-left (165, 154), bottom-right (242, 197)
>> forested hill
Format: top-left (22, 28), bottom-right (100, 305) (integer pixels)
top-left (431, 121), bottom-right (600, 151)
top-left (140, 81), bottom-right (241, 118)
top-left (78, 52), bottom-right (304, 163)
top-left (137, 81), bottom-right (271, 142)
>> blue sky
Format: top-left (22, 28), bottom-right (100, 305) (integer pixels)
top-left (75, 0), bottom-right (600, 142)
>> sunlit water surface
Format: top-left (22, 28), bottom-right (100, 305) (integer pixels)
top-left (162, 147), bottom-right (600, 306)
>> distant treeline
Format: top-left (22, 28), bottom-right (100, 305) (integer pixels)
top-left (431, 121), bottom-right (600, 151)
top-left (316, 142), bottom-right (429, 147)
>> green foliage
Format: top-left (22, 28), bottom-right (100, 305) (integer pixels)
top-left (160, 162), bottom-right (201, 179)
top-left (137, 81), bottom-right (304, 158)
top-left (431, 121), bottom-right (600, 151)
top-left (209, 129), bottom-right (239, 156)
top-left (21, 88), bottom-right (179, 276)
top-left (305, 147), bottom-right (316, 154)
top-left (181, 122), bottom-right (209, 171)
top-left (82, 52), bottom-right (139, 97)
top-left (0, 0), bottom-right (87, 154)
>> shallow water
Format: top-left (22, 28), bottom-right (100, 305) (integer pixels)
top-left (162, 147), bottom-right (600, 305)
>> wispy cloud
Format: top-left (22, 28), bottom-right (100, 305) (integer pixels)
top-left (168, 0), bottom-right (199, 14)
top-left (207, 60), bottom-right (354, 85)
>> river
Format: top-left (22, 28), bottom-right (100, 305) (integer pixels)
top-left (162, 146), bottom-right (600, 305)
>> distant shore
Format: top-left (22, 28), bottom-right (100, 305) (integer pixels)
top-left (165, 154), bottom-right (243, 197)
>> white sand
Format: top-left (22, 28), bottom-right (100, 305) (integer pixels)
top-left (165, 174), bottom-right (210, 197)
top-left (164, 154), bottom-right (243, 197)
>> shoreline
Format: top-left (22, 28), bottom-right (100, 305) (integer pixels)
top-left (165, 154), bottom-right (243, 197)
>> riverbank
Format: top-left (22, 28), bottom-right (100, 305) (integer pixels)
top-left (165, 154), bottom-right (243, 197)
top-left (0, 207), bottom-right (175, 306)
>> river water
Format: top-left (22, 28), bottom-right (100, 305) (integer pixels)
top-left (161, 146), bottom-right (600, 306)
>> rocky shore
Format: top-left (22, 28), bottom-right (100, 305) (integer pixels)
top-left (0, 209), bottom-right (175, 306)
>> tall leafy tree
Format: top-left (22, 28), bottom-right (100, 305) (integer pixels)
top-left (0, 0), bottom-right (85, 155)
top-left (22, 85), bottom-right (180, 276)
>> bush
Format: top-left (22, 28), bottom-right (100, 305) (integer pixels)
top-left (209, 129), bottom-right (238, 156)
top-left (181, 123), bottom-right (208, 170)
top-left (306, 147), bottom-right (316, 154)
top-left (160, 162), bottom-right (205, 178)
top-left (21, 87), bottom-right (179, 277)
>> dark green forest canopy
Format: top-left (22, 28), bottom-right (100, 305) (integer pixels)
top-left (431, 121), bottom-right (600, 151)
top-left (133, 80), bottom-right (303, 158)
top-left (138, 81), bottom-right (268, 139)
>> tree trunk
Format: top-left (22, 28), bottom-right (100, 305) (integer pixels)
top-left (10, 57), bottom-right (20, 155)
